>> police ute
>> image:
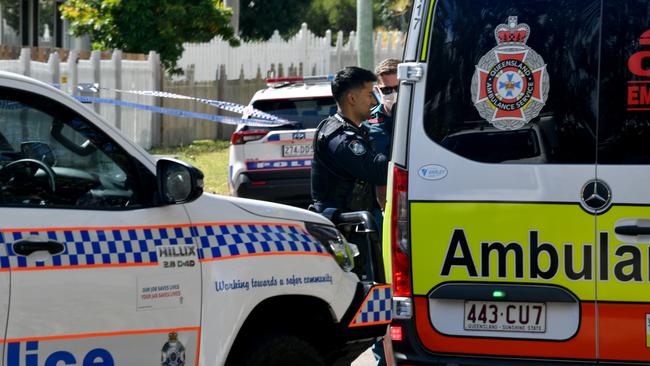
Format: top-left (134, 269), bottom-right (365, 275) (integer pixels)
top-left (228, 76), bottom-right (336, 207)
top-left (385, 0), bottom-right (650, 365)
top-left (0, 71), bottom-right (389, 365)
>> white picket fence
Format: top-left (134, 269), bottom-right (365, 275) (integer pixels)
top-left (1, 48), bottom-right (161, 149)
top-left (179, 23), bottom-right (405, 81)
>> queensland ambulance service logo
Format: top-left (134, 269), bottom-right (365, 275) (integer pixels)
top-left (471, 16), bottom-right (550, 130)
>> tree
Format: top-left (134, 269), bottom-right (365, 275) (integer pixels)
top-left (238, 0), bottom-right (311, 41)
top-left (60, 0), bottom-right (239, 74)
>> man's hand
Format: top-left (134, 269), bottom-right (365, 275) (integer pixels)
top-left (376, 185), bottom-right (387, 211)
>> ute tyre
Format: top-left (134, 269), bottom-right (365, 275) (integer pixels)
top-left (244, 334), bottom-right (325, 366)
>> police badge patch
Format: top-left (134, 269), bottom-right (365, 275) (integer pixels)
top-left (161, 332), bottom-right (186, 366)
top-left (348, 140), bottom-right (367, 156)
top-left (471, 16), bottom-right (550, 131)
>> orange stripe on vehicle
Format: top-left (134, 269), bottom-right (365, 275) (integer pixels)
top-left (2, 326), bottom-right (200, 343)
top-left (348, 285), bottom-right (392, 327)
top-left (413, 296), bottom-right (596, 360)
top-left (598, 302), bottom-right (650, 362)
top-left (200, 251), bottom-right (331, 263)
top-left (9, 262), bottom-right (158, 272)
top-left (0, 221), bottom-right (303, 233)
top-left (264, 139), bottom-right (314, 144)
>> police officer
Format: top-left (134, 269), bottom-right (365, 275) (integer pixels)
top-left (363, 58), bottom-right (400, 211)
top-left (311, 67), bottom-right (388, 213)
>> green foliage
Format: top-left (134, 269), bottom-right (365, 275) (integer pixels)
top-left (0, 0), bottom-right (20, 31)
top-left (239, 0), bottom-right (311, 41)
top-left (60, 0), bottom-right (240, 74)
top-left (240, 0), bottom-right (408, 43)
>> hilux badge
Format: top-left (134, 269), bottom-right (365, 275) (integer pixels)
top-left (471, 16), bottom-right (550, 130)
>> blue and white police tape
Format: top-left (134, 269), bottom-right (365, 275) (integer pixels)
top-left (109, 88), bottom-right (283, 122)
top-left (74, 96), bottom-right (287, 127)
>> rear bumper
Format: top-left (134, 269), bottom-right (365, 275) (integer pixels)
top-left (391, 316), bottom-right (599, 366)
top-left (233, 170), bottom-right (311, 205)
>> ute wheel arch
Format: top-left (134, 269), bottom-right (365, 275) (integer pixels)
top-left (224, 295), bottom-right (340, 366)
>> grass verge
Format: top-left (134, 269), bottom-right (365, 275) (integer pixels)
top-left (149, 140), bottom-right (231, 195)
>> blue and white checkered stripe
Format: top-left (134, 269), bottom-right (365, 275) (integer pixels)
top-left (349, 285), bottom-right (392, 327)
top-left (0, 223), bottom-right (324, 270)
top-left (195, 224), bottom-right (324, 261)
top-left (0, 227), bottom-right (195, 269)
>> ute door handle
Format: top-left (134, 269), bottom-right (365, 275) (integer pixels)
top-left (12, 239), bottom-right (65, 256)
top-left (613, 218), bottom-right (650, 243)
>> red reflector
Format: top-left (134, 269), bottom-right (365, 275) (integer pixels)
top-left (251, 181), bottom-right (267, 186)
top-left (391, 165), bottom-right (411, 297)
top-left (390, 325), bottom-right (403, 341)
top-left (230, 130), bottom-right (268, 145)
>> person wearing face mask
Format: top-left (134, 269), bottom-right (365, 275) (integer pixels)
top-left (363, 58), bottom-right (400, 212)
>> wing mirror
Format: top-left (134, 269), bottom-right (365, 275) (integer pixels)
top-left (156, 158), bottom-right (204, 204)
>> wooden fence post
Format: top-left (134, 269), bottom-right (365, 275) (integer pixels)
top-left (19, 47), bottom-right (30, 76)
top-left (68, 50), bottom-right (79, 95)
top-left (91, 50), bottom-right (101, 113)
top-left (112, 49), bottom-right (122, 130)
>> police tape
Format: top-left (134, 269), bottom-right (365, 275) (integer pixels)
top-left (73, 96), bottom-right (287, 127)
top-left (106, 88), bottom-right (284, 122)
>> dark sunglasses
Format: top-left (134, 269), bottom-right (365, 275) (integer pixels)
top-left (379, 85), bottom-right (399, 95)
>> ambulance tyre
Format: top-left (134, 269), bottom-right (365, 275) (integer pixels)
top-left (244, 334), bottom-right (325, 366)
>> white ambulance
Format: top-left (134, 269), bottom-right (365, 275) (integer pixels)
top-left (0, 71), bottom-right (389, 365)
top-left (386, 0), bottom-right (650, 364)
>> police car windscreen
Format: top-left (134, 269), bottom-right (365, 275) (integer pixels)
top-left (252, 97), bottom-right (337, 129)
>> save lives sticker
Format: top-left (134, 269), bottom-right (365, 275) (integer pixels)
top-left (137, 274), bottom-right (191, 310)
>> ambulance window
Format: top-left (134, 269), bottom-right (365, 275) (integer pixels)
top-left (597, 0), bottom-right (650, 164)
top-left (422, 0), bottom-right (600, 164)
top-left (0, 88), bottom-right (156, 209)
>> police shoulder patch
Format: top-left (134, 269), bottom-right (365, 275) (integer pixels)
top-left (348, 140), bottom-right (367, 156)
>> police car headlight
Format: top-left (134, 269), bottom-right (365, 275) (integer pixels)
top-left (305, 222), bottom-right (355, 272)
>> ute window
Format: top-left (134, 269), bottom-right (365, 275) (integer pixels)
top-left (252, 97), bottom-right (337, 129)
top-left (423, 0), bottom-right (601, 164)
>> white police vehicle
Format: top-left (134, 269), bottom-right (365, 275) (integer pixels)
top-left (0, 71), bottom-right (388, 365)
top-left (228, 76), bottom-right (337, 207)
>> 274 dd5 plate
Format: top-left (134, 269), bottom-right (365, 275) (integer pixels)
top-left (464, 301), bottom-right (546, 333)
top-left (283, 144), bottom-right (313, 157)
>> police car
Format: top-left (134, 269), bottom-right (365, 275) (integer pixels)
top-left (228, 76), bottom-right (337, 207)
top-left (385, 0), bottom-right (650, 365)
top-left (0, 71), bottom-right (389, 365)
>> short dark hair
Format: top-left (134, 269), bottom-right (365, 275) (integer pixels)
top-left (331, 67), bottom-right (377, 105)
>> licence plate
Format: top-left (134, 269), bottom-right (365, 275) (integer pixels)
top-left (283, 144), bottom-right (313, 157)
top-left (464, 301), bottom-right (546, 333)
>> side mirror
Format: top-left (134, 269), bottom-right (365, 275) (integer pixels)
top-left (21, 142), bottom-right (56, 166)
top-left (156, 158), bottom-right (204, 205)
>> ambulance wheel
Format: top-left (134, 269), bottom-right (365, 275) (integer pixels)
top-left (244, 334), bottom-right (325, 366)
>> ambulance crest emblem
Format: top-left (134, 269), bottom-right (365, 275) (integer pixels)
top-left (471, 16), bottom-right (549, 130)
top-left (161, 332), bottom-right (186, 366)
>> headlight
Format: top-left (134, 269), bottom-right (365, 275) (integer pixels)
top-left (305, 222), bottom-right (356, 272)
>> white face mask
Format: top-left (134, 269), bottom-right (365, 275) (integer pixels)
top-left (381, 92), bottom-right (397, 115)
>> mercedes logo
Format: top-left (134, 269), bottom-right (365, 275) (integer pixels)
top-left (580, 179), bottom-right (612, 214)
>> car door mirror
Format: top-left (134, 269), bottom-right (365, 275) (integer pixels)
top-left (156, 158), bottom-right (204, 204)
top-left (21, 142), bottom-right (56, 166)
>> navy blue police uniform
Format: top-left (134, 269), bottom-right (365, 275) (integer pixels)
top-left (311, 113), bottom-right (388, 213)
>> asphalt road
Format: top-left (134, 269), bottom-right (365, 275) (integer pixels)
top-left (352, 348), bottom-right (376, 366)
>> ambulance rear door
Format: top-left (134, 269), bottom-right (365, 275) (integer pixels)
top-left (595, 1), bottom-right (650, 362)
top-left (408, 0), bottom-right (601, 361)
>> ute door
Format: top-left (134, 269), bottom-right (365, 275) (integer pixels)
top-left (595, 1), bottom-right (650, 362)
top-left (0, 88), bottom-right (201, 365)
top-left (408, 0), bottom-right (601, 362)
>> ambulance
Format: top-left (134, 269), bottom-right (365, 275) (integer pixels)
top-left (386, 0), bottom-right (650, 364)
top-left (0, 71), bottom-right (389, 365)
